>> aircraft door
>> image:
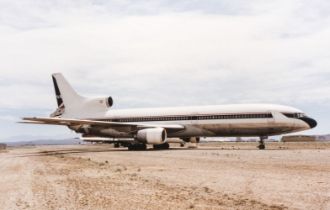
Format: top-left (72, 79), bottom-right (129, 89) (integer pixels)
top-left (267, 111), bottom-right (275, 125)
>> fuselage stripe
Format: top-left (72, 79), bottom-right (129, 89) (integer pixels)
top-left (93, 113), bottom-right (273, 123)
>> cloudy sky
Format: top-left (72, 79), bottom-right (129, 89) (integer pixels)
top-left (0, 0), bottom-right (329, 140)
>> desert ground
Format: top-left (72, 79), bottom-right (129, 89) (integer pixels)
top-left (0, 142), bottom-right (329, 210)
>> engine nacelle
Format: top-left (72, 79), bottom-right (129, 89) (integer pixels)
top-left (136, 128), bottom-right (167, 145)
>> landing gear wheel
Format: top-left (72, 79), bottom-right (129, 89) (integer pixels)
top-left (258, 136), bottom-right (267, 150)
top-left (163, 143), bottom-right (170, 149)
top-left (140, 144), bottom-right (147, 150)
top-left (258, 144), bottom-right (265, 150)
top-left (128, 143), bottom-right (147, 151)
top-left (153, 143), bottom-right (170, 150)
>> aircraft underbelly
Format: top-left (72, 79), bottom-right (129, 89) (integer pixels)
top-left (170, 120), bottom-right (294, 137)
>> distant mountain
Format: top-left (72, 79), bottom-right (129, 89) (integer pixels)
top-left (0, 134), bottom-right (81, 146)
top-left (0, 134), bottom-right (76, 142)
top-left (3, 138), bottom-right (82, 147)
top-left (315, 134), bottom-right (330, 141)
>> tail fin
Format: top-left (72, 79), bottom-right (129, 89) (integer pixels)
top-left (52, 73), bottom-right (84, 106)
top-left (51, 73), bottom-right (84, 117)
top-left (50, 73), bottom-right (111, 118)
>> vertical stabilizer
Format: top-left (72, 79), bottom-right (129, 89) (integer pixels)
top-left (51, 73), bottom-right (85, 117)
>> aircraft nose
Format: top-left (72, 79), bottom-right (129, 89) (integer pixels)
top-left (300, 117), bottom-right (317, 128)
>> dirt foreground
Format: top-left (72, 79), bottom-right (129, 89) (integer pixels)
top-left (0, 143), bottom-right (329, 210)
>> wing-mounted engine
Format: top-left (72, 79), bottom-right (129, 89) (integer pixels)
top-left (136, 128), bottom-right (167, 145)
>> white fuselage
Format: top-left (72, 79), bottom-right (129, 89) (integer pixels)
top-left (83, 104), bottom-right (313, 138)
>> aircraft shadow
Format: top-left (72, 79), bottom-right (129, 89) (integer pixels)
top-left (10, 144), bottom-right (284, 158)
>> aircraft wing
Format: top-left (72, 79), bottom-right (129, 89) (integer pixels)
top-left (20, 117), bottom-right (185, 131)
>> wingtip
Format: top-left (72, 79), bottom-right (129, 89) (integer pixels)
top-left (17, 120), bottom-right (46, 124)
top-left (22, 117), bottom-right (36, 120)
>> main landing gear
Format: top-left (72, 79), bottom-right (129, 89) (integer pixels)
top-left (127, 143), bottom-right (170, 151)
top-left (128, 143), bottom-right (147, 151)
top-left (153, 143), bottom-right (170, 150)
top-left (258, 136), bottom-right (267, 150)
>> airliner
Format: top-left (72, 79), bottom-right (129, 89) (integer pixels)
top-left (22, 73), bottom-right (317, 150)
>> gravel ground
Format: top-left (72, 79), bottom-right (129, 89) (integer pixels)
top-left (0, 142), bottom-right (329, 210)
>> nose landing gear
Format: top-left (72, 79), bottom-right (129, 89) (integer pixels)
top-left (258, 136), bottom-right (267, 150)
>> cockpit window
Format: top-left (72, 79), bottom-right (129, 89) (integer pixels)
top-left (283, 113), bottom-right (306, 118)
top-left (297, 113), bottom-right (306, 118)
